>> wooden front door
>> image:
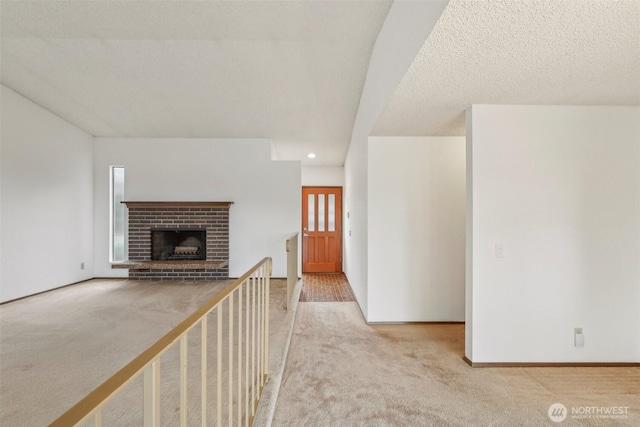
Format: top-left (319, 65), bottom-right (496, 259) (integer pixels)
top-left (302, 187), bottom-right (342, 273)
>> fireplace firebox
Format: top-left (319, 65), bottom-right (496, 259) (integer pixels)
top-left (151, 229), bottom-right (206, 261)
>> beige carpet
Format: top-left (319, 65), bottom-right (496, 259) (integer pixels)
top-left (4, 282), bottom-right (638, 426)
top-left (272, 302), bottom-right (640, 426)
top-left (0, 278), bottom-right (296, 426)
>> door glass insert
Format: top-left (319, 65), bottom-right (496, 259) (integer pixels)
top-left (328, 194), bottom-right (336, 232)
top-left (110, 166), bottom-right (125, 262)
top-left (307, 194), bottom-right (315, 231)
top-left (318, 194), bottom-right (325, 232)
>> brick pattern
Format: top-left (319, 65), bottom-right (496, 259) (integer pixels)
top-left (299, 273), bottom-right (356, 302)
top-left (129, 269), bottom-right (226, 280)
top-left (127, 207), bottom-right (229, 280)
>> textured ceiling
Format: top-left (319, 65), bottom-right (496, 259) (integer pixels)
top-left (1, 0), bottom-right (392, 166)
top-left (373, 0), bottom-right (640, 136)
top-left (4, 1), bottom-right (637, 165)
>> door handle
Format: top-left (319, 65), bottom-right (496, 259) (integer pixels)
top-left (303, 233), bottom-right (309, 237)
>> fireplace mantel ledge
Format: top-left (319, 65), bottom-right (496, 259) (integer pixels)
top-left (112, 260), bottom-right (228, 270)
top-left (122, 201), bottom-right (233, 208)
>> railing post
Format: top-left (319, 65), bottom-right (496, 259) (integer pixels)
top-left (143, 360), bottom-right (160, 427)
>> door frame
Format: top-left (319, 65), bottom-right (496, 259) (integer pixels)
top-left (301, 186), bottom-right (343, 273)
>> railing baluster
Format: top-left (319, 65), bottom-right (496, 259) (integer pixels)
top-left (251, 275), bottom-right (256, 415)
top-left (262, 269), bottom-right (266, 386)
top-left (87, 408), bottom-right (101, 427)
top-left (228, 293), bottom-right (234, 426)
top-left (265, 263), bottom-right (270, 380)
top-left (217, 305), bottom-right (222, 427)
top-left (258, 272), bottom-right (263, 388)
top-left (262, 268), bottom-right (267, 385)
top-left (143, 360), bottom-right (160, 427)
top-left (237, 281), bottom-right (243, 426)
top-left (245, 279), bottom-right (250, 426)
top-left (180, 334), bottom-right (188, 427)
top-left (201, 314), bottom-right (208, 427)
top-left (263, 269), bottom-right (267, 384)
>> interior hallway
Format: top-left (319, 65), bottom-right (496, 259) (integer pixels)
top-left (273, 275), bottom-right (640, 426)
top-left (299, 273), bottom-right (355, 303)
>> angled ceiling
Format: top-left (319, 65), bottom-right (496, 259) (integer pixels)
top-left (1, 0), bottom-right (392, 166)
top-left (2, 1), bottom-right (638, 166)
top-left (373, 0), bottom-right (640, 136)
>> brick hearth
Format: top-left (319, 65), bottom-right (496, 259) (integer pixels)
top-left (117, 201), bottom-right (232, 280)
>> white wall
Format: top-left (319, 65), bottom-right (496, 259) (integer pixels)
top-left (301, 166), bottom-right (344, 187)
top-left (344, 0), bottom-right (448, 319)
top-left (93, 138), bottom-right (300, 279)
top-left (344, 138), bottom-right (369, 315)
top-left (1, 85), bottom-right (94, 302)
top-left (368, 137), bottom-right (465, 322)
top-left (465, 109), bottom-right (474, 360)
top-left (467, 105), bottom-right (640, 363)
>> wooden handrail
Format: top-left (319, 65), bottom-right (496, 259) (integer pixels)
top-left (49, 257), bottom-right (271, 427)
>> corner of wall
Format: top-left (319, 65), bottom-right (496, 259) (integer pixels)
top-left (1, 85), bottom-right (95, 301)
top-left (343, 2), bottom-right (448, 322)
top-left (465, 106), bottom-right (474, 361)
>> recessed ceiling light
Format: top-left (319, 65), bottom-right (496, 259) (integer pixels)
top-left (307, 153), bottom-right (316, 159)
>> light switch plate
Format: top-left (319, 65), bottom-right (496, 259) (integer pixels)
top-left (574, 328), bottom-right (584, 348)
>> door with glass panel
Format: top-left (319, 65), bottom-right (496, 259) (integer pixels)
top-left (302, 187), bottom-right (342, 273)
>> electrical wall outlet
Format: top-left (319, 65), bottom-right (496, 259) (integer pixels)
top-left (495, 243), bottom-right (504, 258)
top-left (81, 262), bottom-right (85, 270)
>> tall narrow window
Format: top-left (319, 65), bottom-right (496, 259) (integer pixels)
top-left (110, 166), bottom-right (125, 262)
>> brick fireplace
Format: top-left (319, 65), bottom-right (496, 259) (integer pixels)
top-left (113, 201), bottom-right (232, 280)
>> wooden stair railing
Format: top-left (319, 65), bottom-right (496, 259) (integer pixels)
top-left (49, 257), bottom-right (272, 427)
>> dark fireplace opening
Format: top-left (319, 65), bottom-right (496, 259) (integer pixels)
top-left (151, 229), bottom-right (206, 261)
